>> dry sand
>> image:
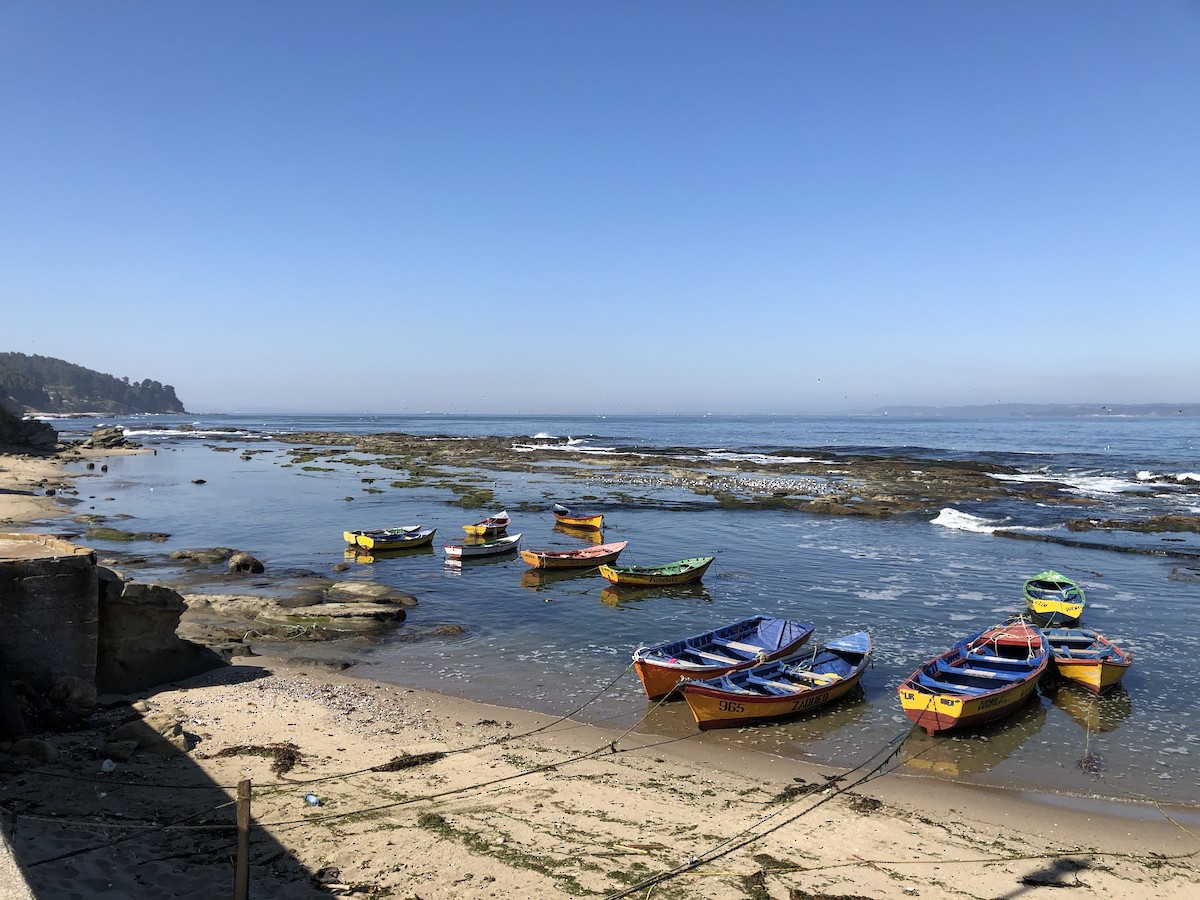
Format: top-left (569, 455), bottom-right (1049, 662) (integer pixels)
top-left (0, 454), bottom-right (71, 526)
top-left (2, 452), bottom-right (1198, 899)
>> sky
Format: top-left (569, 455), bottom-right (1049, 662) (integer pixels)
top-left (2, 2), bottom-right (1198, 415)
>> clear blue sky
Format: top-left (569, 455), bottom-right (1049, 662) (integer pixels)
top-left (3, 2), bottom-right (1197, 414)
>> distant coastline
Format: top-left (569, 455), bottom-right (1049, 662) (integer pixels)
top-left (868, 402), bottom-right (1200, 418)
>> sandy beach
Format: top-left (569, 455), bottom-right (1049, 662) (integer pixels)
top-left (2, 451), bottom-right (1198, 899)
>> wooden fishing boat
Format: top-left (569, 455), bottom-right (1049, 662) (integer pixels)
top-left (1043, 628), bottom-right (1133, 694)
top-left (897, 620), bottom-right (1048, 736)
top-left (632, 615), bottom-right (816, 700)
top-left (519, 540), bottom-right (628, 570)
top-left (356, 527), bottom-right (436, 551)
top-left (681, 632), bottom-right (872, 730)
top-left (443, 533), bottom-right (522, 559)
top-left (343, 525), bottom-right (421, 547)
top-left (551, 503), bottom-right (604, 530)
top-left (462, 510), bottom-right (510, 537)
top-left (598, 556), bottom-right (714, 586)
top-left (1023, 570), bottom-right (1085, 625)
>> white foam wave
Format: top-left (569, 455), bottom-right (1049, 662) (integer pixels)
top-left (857, 588), bottom-right (902, 601)
top-left (703, 450), bottom-right (820, 464)
top-left (993, 470), bottom-right (1153, 495)
top-left (930, 508), bottom-right (1010, 534)
top-left (1060, 473), bottom-right (1152, 495)
top-left (511, 442), bottom-right (619, 455)
top-left (121, 428), bottom-right (252, 438)
top-left (532, 432), bottom-right (557, 440)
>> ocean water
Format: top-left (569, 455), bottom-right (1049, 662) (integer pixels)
top-left (43, 413), bottom-right (1200, 809)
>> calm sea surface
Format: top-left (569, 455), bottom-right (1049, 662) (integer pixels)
top-left (44, 413), bottom-right (1200, 810)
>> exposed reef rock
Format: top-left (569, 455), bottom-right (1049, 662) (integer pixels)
top-left (274, 430), bottom-right (1088, 518)
top-left (1066, 514), bottom-right (1200, 535)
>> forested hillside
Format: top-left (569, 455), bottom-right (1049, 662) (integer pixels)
top-left (0, 352), bottom-right (186, 414)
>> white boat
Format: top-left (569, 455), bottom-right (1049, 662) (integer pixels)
top-left (443, 533), bottom-right (522, 559)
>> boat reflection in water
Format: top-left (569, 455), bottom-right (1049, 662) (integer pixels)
top-left (599, 583), bottom-right (713, 607)
top-left (901, 696), bottom-right (1047, 779)
top-left (520, 567), bottom-right (599, 591)
top-left (443, 553), bottom-right (523, 574)
top-left (553, 523), bottom-right (604, 544)
top-left (343, 545), bottom-right (435, 564)
top-left (1045, 681), bottom-right (1133, 734)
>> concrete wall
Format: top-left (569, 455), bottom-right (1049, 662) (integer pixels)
top-left (0, 534), bottom-right (98, 690)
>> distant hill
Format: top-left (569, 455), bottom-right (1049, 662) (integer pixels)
top-left (868, 402), bottom-right (1200, 418)
top-left (0, 352), bottom-right (186, 415)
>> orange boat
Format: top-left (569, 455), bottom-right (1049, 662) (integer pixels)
top-left (519, 541), bottom-right (627, 570)
top-left (632, 616), bottom-right (814, 701)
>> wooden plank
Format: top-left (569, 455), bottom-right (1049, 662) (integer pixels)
top-left (235, 779), bottom-right (251, 900)
top-left (693, 650), bottom-right (738, 664)
top-left (720, 640), bottom-right (766, 654)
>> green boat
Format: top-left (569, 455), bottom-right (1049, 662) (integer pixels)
top-left (597, 556), bottom-right (714, 587)
top-left (1023, 570), bottom-right (1085, 626)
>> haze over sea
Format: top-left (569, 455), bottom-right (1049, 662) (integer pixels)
top-left (47, 413), bottom-right (1200, 810)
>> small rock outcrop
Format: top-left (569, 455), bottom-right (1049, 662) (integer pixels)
top-left (80, 426), bottom-right (131, 449)
top-left (96, 568), bottom-right (226, 694)
top-left (228, 552), bottom-right (265, 574)
top-left (0, 405), bottom-right (57, 452)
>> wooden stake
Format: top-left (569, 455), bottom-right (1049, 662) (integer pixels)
top-left (235, 779), bottom-right (251, 900)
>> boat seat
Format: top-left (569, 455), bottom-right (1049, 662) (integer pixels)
top-left (1056, 647), bottom-right (1112, 658)
top-left (781, 670), bottom-right (840, 685)
top-left (916, 673), bottom-right (990, 695)
top-left (966, 651), bottom-right (1034, 668)
top-left (935, 659), bottom-right (1023, 681)
top-left (718, 640), bottom-right (767, 654)
top-left (693, 649), bottom-right (739, 665)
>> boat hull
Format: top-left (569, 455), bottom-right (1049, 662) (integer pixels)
top-left (1023, 570), bottom-right (1085, 625)
top-left (897, 621), bottom-right (1048, 736)
top-left (898, 677), bottom-right (1041, 736)
top-left (598, 556), bottom-right (714, 586)
top-left (686, 669), bottom-right (864, 730)
top-left (552, 512), bottom-right (603, 530)
top-left (443, 534), bottom-right (522, 558)
top-left (357, 528), bottom-right (436, 551)
top-left (345, 525), bottom-right (422, 547)
top-left (681, 633), bottom-right (872, 730)
top-left (519, 541), bottom-right (627, 570)
top-left (463, 511), bottom-right (510, 537)
top-left (633, 616), bottom-right (815, 700)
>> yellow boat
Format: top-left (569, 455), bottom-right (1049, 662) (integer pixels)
top-left (1043, 628), bottom-right (1132, 694)
top-left (462, 510), bottom-right (510, 537)
top-left (598, 556), bottom-right (714, 587)
top-left (357, 527), bottom-right (437, 551)
top-left (551, 503), bottom-right (603, 530)
top-left (344, 525), bottom-right (423, 547)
